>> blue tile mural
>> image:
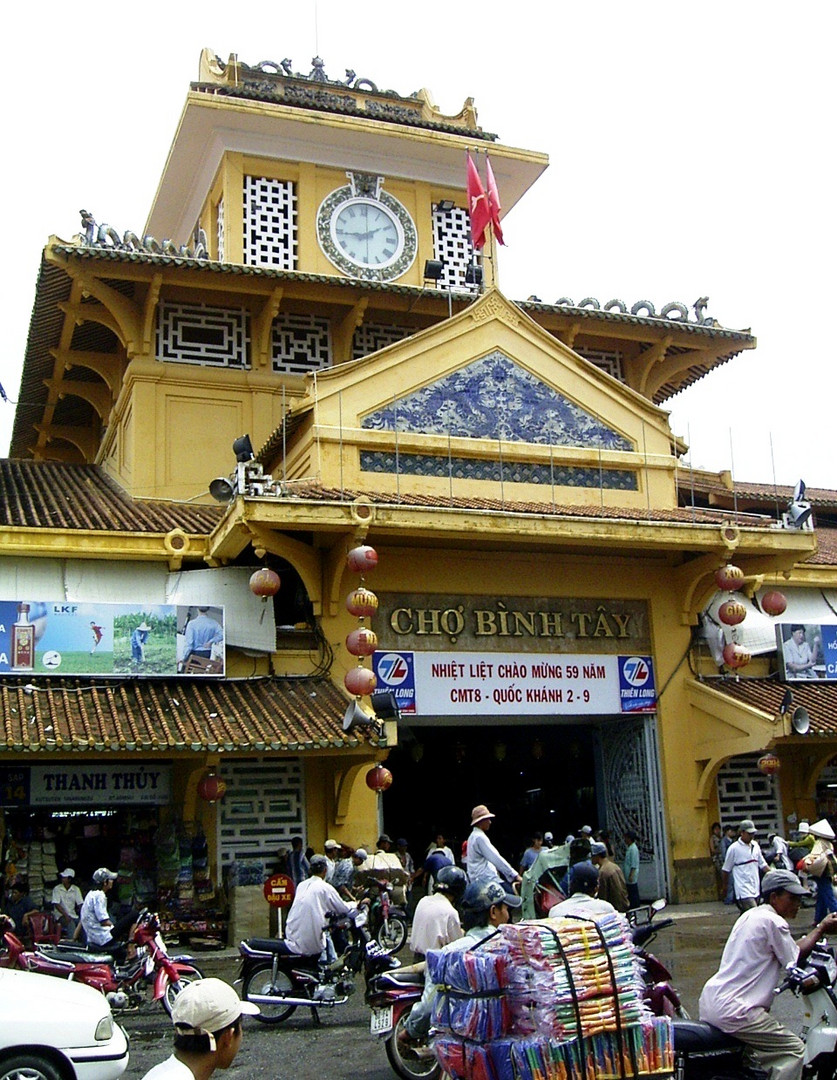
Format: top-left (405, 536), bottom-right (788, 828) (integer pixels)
top-left (360, 451), bottom-right (638, 490)
top-left (360, 351), bottom-right (633, 451)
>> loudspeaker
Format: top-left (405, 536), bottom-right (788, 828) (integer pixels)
top-left (209, 476), bottom-right (236, 503)
top-left (343, 701), bottom-right (375, 733)
top-left (792, 707), bottom-right (810, 735)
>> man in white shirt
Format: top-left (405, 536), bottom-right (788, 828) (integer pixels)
top-left (722, 819), bottom-right (768, 912)
top-left (700, 869), bottom-right (837, 1080)
top-left (280, 855), bottom-right (367, 957)
top-left (52, 868), bottom-right (84, 936)
top-left (549, 862), bottom-right (618, 921)
top-left (408, 865), bottom-right (465, 959)
top-left (465, 804), bottom-right (522, 899)
top-left (322, 839), bottom-right (340, 883)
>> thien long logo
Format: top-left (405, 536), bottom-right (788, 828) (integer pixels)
top-left (618, 655), bottom-right (656, 712)
top-left (373, 651), bottom-right (416, 714)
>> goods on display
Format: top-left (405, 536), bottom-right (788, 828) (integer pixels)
top-left (430, 914), bottom-right (673, 1080)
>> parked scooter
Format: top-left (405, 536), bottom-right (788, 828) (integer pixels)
top-left (1, 908), bottom-right (202, 1014)
top-left (362, 877), bottom-right (409, 955)
top-left (628, 899), bottom-right (689, 1018)
top-left (670, 943), bottom-right (837, 1077)
top-left (239, 909), bottom-right (396, 1024)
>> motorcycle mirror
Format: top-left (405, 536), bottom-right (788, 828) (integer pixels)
top-left (651, 898), bottom-right (667, 913)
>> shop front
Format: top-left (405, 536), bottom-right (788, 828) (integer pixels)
top-left (369, 592), bottom-right (668, 896)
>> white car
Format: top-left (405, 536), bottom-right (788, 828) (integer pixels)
top-left (0, 968), bottom-right (129, 1080)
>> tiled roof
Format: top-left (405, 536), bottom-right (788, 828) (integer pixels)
top-left (809, 527), bottom-right (837, 565)
top-left (0, 676), bottom-right (377, 753)
top-left (0, 460), bottom-right (221, 533)
top-left (704, 677), bottom-right (837, 737)
top-left (277, 481), bottom-right (778, 527)
top-left (678, 475), bottom-right (837, 507)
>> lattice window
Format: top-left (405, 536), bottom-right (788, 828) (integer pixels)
top-left (716, 752), bottom-right (782, 836)
top-left (353, 322), bottom-right (414, 359)
top-left (218, 758), bottom-right (306, 864)
top-left (575, 348), bottom-right (624, 382)
top-left (243, 176), bottom-right (297, 268)
top-left (271, 312), bottom-right (331, 373)
top-left (432, 206), bottom-right (474, 290)
top-left (217, 197), bottom-right (225, 262)
top-left (157, 301), bottom-right (249, 368)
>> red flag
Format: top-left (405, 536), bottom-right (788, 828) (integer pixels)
top-left (466, 152), bottom-right (490, 249)
top-left (485, 154), bottom-right (505, 246)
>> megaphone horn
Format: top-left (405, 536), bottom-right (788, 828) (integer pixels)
top-left (791, 707), bottom-right (810, 735)
top-left (343, 701), bottom-right (374, 733)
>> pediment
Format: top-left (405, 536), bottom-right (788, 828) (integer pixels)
top-left (361, 350), bottom-right (632, 450)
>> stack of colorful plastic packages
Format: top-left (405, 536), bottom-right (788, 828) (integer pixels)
top-left (429, 913), bottom-right (673, 1080)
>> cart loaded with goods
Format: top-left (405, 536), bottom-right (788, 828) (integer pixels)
top-left (429, 913), bottom-right (673, 1080)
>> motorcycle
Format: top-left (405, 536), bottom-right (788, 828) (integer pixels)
top-left (670, 943), bottom-right (837, 1077)
top-left (628, 899), bottom-right (689, 1018)
top-left (1, 908), bottom-right (202, 1014)
top-left (366, 962), bottom-right (438, 1080)
top-left (239, 908), bottom-right (397, 1025)
top-left (361, 875), bottom-right (410, 955)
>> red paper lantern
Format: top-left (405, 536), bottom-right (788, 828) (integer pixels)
top-left (715, 564), bottom-right (745, 591)
top-left (197, 771), bottom-right (227, 803)
top-left (758, 752), bottom-right (781, 776)
top-left (344, 666), bottom-right (378, 696)
top-left (346, 627), bottom-right (378, 656)
top-left (346, 588), bottom-right (379, 618)
top-left (723, 642), bottom-right (751, 669)
top-left (718, 599), bottom-right (747, 626)
top-left (761, 590), bottom-right (788, 617)
top-left (249, 567), bottom-right (281, 600)
top-left (347, 545), bottom-right (378, 573)
top-left (365, 763), bottom-right (393, 792)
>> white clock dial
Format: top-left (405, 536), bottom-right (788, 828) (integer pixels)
top-left (331, 199), bottom-right (404, 268)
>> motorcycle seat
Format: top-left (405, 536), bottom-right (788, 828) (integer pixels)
top-left (377, 970), bottom-right (425, 988)
top-left (37, 945), bottom-right (113, 964)
top-left (673, 1020), bottom-right (742, 1052)
top-left (245, 938), bottom-right (319, 961)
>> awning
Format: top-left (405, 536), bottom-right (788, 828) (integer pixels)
top-left (705, 677), bottom-right (837, 737)
top-left (0, 676), bottom-right (384, 753)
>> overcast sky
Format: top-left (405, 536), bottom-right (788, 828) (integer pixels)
top-left (2, 1), bottom-right (834, 490)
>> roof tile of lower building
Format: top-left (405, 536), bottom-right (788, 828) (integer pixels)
top-left (0, 676), bottom-right (375, 753)
top-left (0, 460), bottom-right (221, 533)
top-left (704, 677), bottom-right (837, 737)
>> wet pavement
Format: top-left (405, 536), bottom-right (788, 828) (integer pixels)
top-left (118, 901), bottom-right (821, 1079)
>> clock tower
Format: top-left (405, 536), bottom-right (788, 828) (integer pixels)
top-left (147, 50), bottom-right (548, 292)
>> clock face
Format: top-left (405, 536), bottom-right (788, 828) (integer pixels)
top-left (332, 199), bottom-right (404, 268)
top-left (317, 184), bottom-right (418, 282)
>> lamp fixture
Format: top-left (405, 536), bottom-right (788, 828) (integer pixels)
top-left (423, 259), bottom-right (444, 282)
top-left (434, 200), bottom-right (455, 213)
top-left (370, 690), bottom-right (400, 721)
top-left (464, 264), bottom-right (484, 288)
top-left (232, 434), bottom-right (254, 463)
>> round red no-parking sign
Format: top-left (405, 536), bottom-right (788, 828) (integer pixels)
top-left (263, 873), bottom-right (295, 908)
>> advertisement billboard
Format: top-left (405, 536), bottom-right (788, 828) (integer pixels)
top-left (0, 601), bottom-right (225, 677)
top-left (776, 622), bottom-right (837, 681)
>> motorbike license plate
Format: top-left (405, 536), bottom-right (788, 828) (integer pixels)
top-left (370, 1006), bottom-right (393, 1036)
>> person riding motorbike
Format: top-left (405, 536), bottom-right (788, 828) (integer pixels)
top-left (399, 878), bottom-right (521, 1053)
top-left (76, 868), bottom-right (136, 961)
top-left (277, 854), bottom-right (369, 961)
top-left (699, 868), bottom-right (837, 1080)
top-left (408, 865), bottom-right (466, 960)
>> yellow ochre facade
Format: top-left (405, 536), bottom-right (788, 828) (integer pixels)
top-left (3, 50), bottom-right (837, 912)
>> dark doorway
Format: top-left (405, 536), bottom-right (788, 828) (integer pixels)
top-left (378, 723), bottom-right (597, 869)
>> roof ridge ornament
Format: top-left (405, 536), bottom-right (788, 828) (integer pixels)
top-left (76, 211), bottom-right (209, 262)
top-left (544, 294), bottom-right (721, 328)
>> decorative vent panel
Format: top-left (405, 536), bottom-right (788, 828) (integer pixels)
top-left (271, 313), bottom-right (332, 373)
top-left (157, 302), bottom-right (249, 368)
top-left (243, 176), bottom-right (297, 268)
top-left (219, 758), bottom-right (306, 864)
top-left (217, 197), bottom-right (225, 262)
top-left (576, 348), bottom-right (624, 382)
top-left (716, 753), bottom-right (783, 838)
top-left (360, 451), bottom-right (637, 490)
top-left (352, 322), bottom-right (414, 359)
top-left (433, 206), bottom-right (475, 290)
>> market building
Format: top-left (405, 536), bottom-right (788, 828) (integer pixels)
top-left (1, 51), bottom-right (836, 929)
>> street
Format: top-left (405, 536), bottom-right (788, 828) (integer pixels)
top-left (121, 902), bottom-right (813, 1079)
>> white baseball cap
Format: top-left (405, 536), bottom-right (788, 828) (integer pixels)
top-left (59, 868), bottom-right (75, 879)
top-left (172, 978), bottom-right (259, 1039)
